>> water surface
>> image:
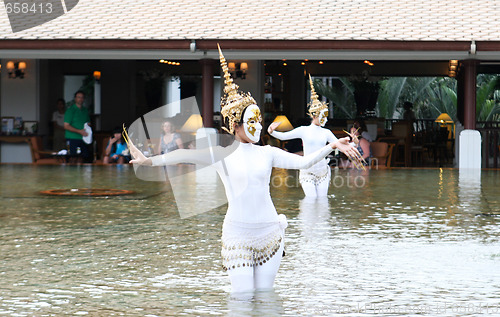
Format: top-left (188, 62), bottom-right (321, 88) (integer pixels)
top-left (0, 165), bottom-right (499, 316)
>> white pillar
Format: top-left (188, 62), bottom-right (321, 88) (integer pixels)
top-left (459, 129), bottom-right (482, 169)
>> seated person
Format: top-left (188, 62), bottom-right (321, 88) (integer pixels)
top-left (103, 128), bottom-right (130, 164)
top-left (156, 120), bottom-right (184, 154)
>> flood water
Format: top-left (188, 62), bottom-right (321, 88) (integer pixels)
top-left (0, 165), bottom-right (499, 316)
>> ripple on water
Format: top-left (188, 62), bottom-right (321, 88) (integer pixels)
top-left (0, 166), bottom-right (499, 316)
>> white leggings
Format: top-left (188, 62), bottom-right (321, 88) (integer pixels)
top-left (227, 240), bottom-right (285, 293)
top-left (301, 177), bottom-right (330, 197)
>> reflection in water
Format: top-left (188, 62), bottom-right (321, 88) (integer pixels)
top-left (0, 166), bottom-right (499, 316)
top-left (458, 168), bottom-right (483, 214)
top-left (298, 196), bottom-right (330, 240)
top-left (227, 289), bottom-right (284, 317)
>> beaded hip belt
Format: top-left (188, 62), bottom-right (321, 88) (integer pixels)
top-left (299, 164), bottom-right (331, 185)
top-left (221, 216), bottom-right (287, 271)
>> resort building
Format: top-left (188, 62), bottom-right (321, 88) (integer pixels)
top-left (0, 0), bottom-right (499, 167)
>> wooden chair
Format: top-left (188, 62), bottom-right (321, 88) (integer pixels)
top-left (94, 136), bottom-right (111, 164)
top-left (370, 141), bottom-right (395, 168)
top-left (410, 131), bottom-right (425, 166)
top-left (27, 136), bottom-right (60, 164)
top-left (391, 121), bottom-right (412, 167)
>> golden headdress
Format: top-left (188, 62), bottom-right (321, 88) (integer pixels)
top-left (218, 44), bottom-right (256, 134)
top-left (307, 74), bottom-right (328, 117)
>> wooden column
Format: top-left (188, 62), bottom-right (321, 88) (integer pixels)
top-left (200, 59), bottom-right (215, 128)
top-left (456, 66), bottom-right (465, 126)
top-left (462, 60), bottom-right (477, 130)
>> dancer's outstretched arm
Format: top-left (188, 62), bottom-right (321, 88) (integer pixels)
top-left (270, 138), bottom-right (361, 170)
top-left (267, 122), bottom-right (304, 141)
top-left (326, 129), bottom-right (339, 143)
top-left (128, 138), bottom-right (237, 167)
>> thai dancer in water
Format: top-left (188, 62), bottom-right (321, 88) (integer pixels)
top-left (125, 46), bottom-right (363, 293)
top-left (268, 75), bottom-right (338, 198)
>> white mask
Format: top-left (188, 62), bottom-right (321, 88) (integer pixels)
top-left (243, 104), bottom-right (262, 143)
top-left (318, 108), bottom-right (329, 127)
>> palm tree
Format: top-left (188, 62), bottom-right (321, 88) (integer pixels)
top-left (476, 75), bottom-right (500, 122)
top-left (420, 77), bottom-right (457, 121)
top-left (312, 77), bottom-right (356, 119)
top-left (313, 74), bottom-right (500, 123)
top-left (376, 77), bottom-right (406, 119)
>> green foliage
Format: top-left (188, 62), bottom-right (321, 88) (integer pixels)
top-left (313, 78), bottom-right (356, 119)
top-left (476, 75), bottom-right (500, 121)
top-left (377, 77), bottom-right (406, 119)
top-left (420, 77), bottom-right (457, 120)
top-left (312, 74), bottom-right (500, 122)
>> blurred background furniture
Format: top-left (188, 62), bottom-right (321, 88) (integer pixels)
top-left (27, 136), bottom-right (60, 164)
top-left (370, 141), bottom-right (394, 168)
top-left (391, 121), bottom-right (412, 167)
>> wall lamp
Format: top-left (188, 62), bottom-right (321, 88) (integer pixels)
top-left (448, 60), bottom-right (458, 77)
top-left (227, 62), bottom-right (248, 79)
top-left (93, 70), bottom-right (101, 83)
top-left (6, 61), bottom-right (26, 79)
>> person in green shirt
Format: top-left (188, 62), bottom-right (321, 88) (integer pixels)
top-left (64, 90), bottom-right (91, 161)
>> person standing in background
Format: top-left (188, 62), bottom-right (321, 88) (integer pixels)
top-left (51, 98), bottom-right (66, 150)
top-left (64, 91), bottom-right (90, 162)
top-left (403, 101), bottom-right (416, 122)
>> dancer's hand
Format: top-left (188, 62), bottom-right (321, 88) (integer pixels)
top-left (343, 128), bottom-right (360, 145)
top-left (122, 125), bottom-right (152, 165)
top-left (350, 133), bottom-right (360, 145)
top-left (332, 138), bottom-right (366, 170)
top-left (128, 140), bottom-right (151, 165)
top-left (267, 122), bottom-right (281, 134)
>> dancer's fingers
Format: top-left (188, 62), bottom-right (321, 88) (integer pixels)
top-left (122, 124), bottom-right (132, 146)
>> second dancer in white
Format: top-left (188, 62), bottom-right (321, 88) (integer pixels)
top-left (268, 75), bottom-right (338, 197)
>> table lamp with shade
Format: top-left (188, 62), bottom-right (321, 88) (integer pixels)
top-left (435, 113), bottom-right (454, 138)
top-left (181, 114), bottom-right (203, 133)
top-left (271, 115), bottom-right (293, 148)
top-left (272, 115), bottom-right (293, 132)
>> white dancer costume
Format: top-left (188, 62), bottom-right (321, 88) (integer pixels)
top-left (270, 76), bottom-right (338, 197)
top-left (270, 124), bottom-right (337, 197)
top-left (149, 140), bottom-right (333, 292)
top-left (127, 47), bottom-right (361, 294)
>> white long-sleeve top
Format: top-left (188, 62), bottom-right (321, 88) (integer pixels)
top-left (270, 124), bottom-right (338, 156)
top-left (150, 141), bottom-right (333, 223)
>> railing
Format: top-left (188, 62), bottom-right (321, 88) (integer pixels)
top-left (477, 122), bottom-right (500, 168)
top-left (385, 119), bottom-right (441, 133)
top-left (381, 119), bottom-right (500, 168)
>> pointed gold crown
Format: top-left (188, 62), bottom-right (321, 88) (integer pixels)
top-left (218, 44), bottom-right (256, 134)
top-left (307, 74), bottom-right (328, 117)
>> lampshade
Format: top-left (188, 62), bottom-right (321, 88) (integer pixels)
top-left (240, 62), bottom-right (248, 71)
top-left (181, 114), bottom-right (203, 132)
top-left (272, 115), bottom-right (293, 132)
top-left (18, 62), bottom-right (26, 70)
top-left (6, 61), bottom-right (14, 71)
top-left (435, 113), bottom-right (454, 124)
top-left (93, 71), bottom-right (101, 80)
top-left (227, 62), bottom-right (236, 72)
